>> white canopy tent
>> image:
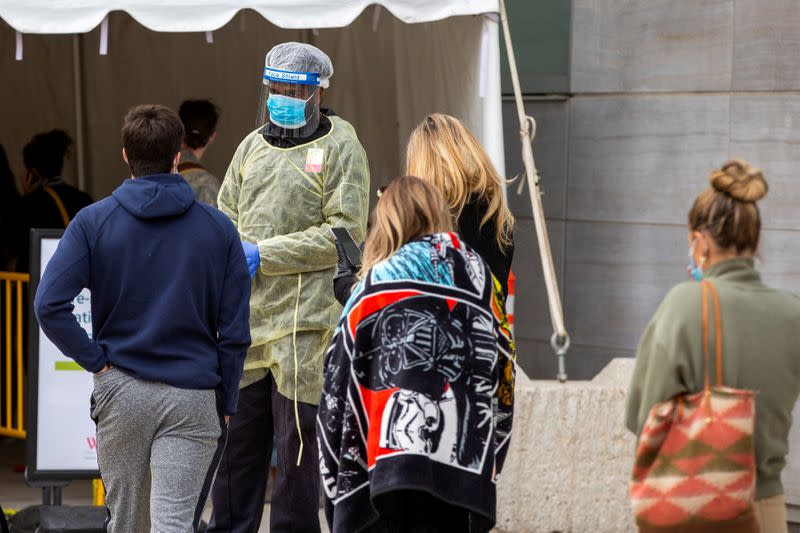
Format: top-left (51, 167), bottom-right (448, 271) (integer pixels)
top-left (0, 0), bottom-right (571, 374)
top-left (0, 0), bottom-right (505, 201)
top-left (0, 1), bottom-right (498, 32)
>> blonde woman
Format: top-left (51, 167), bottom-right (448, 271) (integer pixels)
top-left (626, 160), bottom-right (800, 533)
top-left (332, 114), bottom-right (515, 306)
top-left (406, 113), bottom-right (515, 297)
top-left (319, 176), bottom-right (515, 533)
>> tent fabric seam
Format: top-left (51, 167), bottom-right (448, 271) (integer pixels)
top-left (0, 1), bottom-right (499, 34)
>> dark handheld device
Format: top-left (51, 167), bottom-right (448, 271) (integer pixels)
top-left (331, 227), bottom-right (362, 268)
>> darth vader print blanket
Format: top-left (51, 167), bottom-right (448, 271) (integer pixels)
top-left (317, 232), bottom-right (515, 533)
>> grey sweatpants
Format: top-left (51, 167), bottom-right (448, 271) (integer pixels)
top-left (90, 367), bottom-right (226, 533)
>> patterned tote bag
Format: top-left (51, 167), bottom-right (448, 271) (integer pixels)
top-left (631, 280), bottom-right (758, 532)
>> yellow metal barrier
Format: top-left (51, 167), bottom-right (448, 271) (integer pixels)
top-left (0, 272), bottom-right (29, 439)
top-left (2, 272), bottom-right (103, 506)
top-left (93, 479), bottom-right (105, 506)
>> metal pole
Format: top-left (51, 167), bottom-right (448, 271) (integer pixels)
top-left (72, 34), bottom-right (87, 192)
top-left (498, 0), bottom-right (569, 380)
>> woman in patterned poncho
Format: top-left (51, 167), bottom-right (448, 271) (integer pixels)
top-left (318, 176), bottom-right (515, 533)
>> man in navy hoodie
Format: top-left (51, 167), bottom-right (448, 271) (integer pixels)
top-left (34, 104), bottom-right (251, 533)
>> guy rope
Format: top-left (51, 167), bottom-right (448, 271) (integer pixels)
top-left (499, 0), bottom-right (570, 381)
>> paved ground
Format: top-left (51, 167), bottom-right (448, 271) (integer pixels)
top-left (0, 438), bottom-right (93, 511)
top-left (0, 438), bottom-right (328, 532)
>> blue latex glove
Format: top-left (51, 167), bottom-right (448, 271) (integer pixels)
top-left (241, 241), bottom-right (260, 278)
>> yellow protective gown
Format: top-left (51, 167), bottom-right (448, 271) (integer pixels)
top-left (218, 116), bottom-right (370, 404)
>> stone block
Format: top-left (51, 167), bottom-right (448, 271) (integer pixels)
top-left (496, 358), bottom-right (636, 532)
top-left (570, 0), bottom-right (733, 92)
top-left (733, 0), bottom-right (800, 91)
top-left (758, 230), bottom-right (800, 294)
top-left (730, 95), bottom-right (800, 231)
top-left (564, 221), bottom-right (686, 350)
top-left (567, 95), bottom-right (729, 225)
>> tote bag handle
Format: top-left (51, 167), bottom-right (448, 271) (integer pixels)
top-left (701, 280), bottom-right (724, 422)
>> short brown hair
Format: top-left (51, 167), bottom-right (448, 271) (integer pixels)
top-left (689, 159), bottom-right (769, 253)
top-left (122, 104), bottom-right (184, 177)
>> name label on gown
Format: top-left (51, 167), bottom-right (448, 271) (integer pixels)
top-left (305, 148), bottom-right (324, 173)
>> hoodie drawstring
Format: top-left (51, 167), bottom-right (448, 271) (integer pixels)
top-left (293, 273), bottom-right (303, 466)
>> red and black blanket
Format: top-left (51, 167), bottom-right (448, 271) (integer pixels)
top-left (317, 233), bottom-right (515, 533)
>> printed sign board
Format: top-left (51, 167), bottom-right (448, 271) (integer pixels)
top-left (27, 229), bottom-right (100, 481)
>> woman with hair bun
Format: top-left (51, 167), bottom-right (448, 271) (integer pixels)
top-left (626, 160), bottom-right (800, 533)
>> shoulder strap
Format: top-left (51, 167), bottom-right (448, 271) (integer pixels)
top-left (177, 161), bottom-right (205, 173)
top-left (701, 280), bottom-right (724, 389)
top-left (42, 185), bottom-right (71, 228)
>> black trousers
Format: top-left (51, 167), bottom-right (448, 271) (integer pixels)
top-left (208, 374), bottom-right (321, 533)
top-left (366, 491), bottom-right (475, 533)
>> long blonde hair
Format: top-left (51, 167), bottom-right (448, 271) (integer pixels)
top-left (360, 176), bottom-right (453, 275)
top-left (406, 113), bottom-right (514, 249)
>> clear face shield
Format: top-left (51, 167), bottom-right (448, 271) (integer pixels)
top-left (256, 67), bottom-right (323, 139)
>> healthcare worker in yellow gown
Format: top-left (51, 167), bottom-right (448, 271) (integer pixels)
top-left (209, 42), bottom-right (370, 533)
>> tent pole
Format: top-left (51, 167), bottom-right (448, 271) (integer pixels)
top-left (498, 0), bottom-right (569, 381)
top-left (72, 34), bottom-right (87, 192)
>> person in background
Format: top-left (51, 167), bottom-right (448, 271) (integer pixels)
top-left (0, 145), bottom-right (20, 387)
top-left (209, 42), bottom-right (370, 533)
top-left (14, 130), bottom-right (93, 272)
top-left (319, 176), bottom-right (515, 533)
top-left (34, 104), bottom-right (251, 532)
top-left (333, 114), bottom-right (514, 306)
top-left (0, 145), bottom-right (19, 270)
top-left (178, 99), bottom-right (222, 207)
top-left (626, 160), bottom-right (800, 533)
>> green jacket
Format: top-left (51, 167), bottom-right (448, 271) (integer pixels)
top-left (179, 150), bottom-right (221, 207)
top-left (218, 116), bottom-right (370, 403)
top-left (626, 259), bottom-right (800, 500)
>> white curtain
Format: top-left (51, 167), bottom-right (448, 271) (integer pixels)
top-left (0, 23), bottom-right (79, 187)
top-left (0, 9), bottom-right (500, 203)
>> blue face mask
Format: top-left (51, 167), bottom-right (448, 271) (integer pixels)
top-left (688, 245), bottom-right (703, 281)
top-left (267, 93), bottom-right (312, 129)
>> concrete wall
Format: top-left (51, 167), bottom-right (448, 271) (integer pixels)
top-left (505, 0), bottom-right (800, 381)
top-left (502, 0), bottom-right (800, 524)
